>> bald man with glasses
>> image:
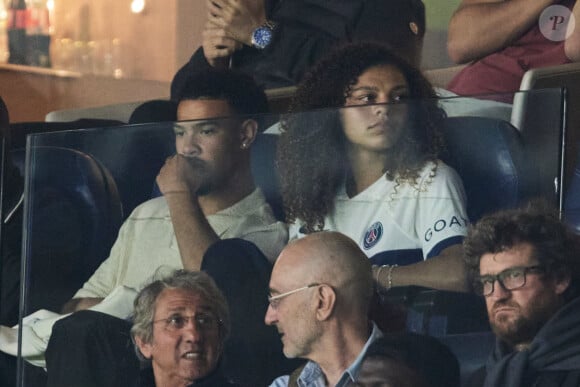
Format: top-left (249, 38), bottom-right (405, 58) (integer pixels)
top-left (265, 231), bottom-right (382, 387)
top-left (463, 204), bottom-right (580, 387)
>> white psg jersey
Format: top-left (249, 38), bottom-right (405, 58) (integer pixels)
top-left (289, 161), bottom-right (469, 265)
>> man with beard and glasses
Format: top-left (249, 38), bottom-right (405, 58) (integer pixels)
top-left (265, 231), bottom-right (382, 387)
top-left (463, 203), bottom-right (580, 387)
top-left (41, 69), bottom-right (289, 387)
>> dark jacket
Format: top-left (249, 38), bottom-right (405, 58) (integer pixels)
top-left (135, 366), bottom-right (241, 387)
top-left (467, 366), bottom-right (580, 387)
top-left (466, 297), bottom-right (580, 387)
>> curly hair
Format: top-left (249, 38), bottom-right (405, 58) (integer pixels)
top-left (277, 42), bottom-right (446, 232)
top-left (463, 202), bottom-right (580, 301)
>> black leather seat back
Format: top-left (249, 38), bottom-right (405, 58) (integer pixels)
top-left (442, 116), bottom-right (526, 222)
top-left (17, 146), bottom-right (123, 313)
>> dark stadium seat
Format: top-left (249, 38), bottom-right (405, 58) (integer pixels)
top-left (15, 146), bottom-right (123, 313)
top-left (250, 133), bottom-right (284, 220)
top-left (564, 148), bottom-right (580, 234)
top-left (438, 331), bottom-right (495, 386)
top-left (441, 116), bottom-right (528, 222)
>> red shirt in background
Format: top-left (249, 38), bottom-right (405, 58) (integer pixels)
top-left (448, 0), bottom-right (575, 101)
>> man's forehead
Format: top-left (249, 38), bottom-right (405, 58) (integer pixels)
top-left (269, 262), bottom-right (291, 292)
top-left (270, 247), bottom-right (316, 290)
top-left (479, 243), bottom-right (536, 272)
top-left (154, 288), bottom-right (211, 313)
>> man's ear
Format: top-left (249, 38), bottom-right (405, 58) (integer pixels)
top-left (315, 284), bottom-right (336, 321)
top-left (135, 335), bottom-right (153, 359)
top-left (239, 119), bottom-right (258, 149)
top-left (554, 271), bottom-right (572, 296)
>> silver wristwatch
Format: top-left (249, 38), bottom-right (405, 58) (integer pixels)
top-left (251, 21), bottom-right (276, 50)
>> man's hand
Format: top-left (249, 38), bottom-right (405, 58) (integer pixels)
top-left (156, 155), bottom-right (204, 197)
top-left (206, 0), bottom-right (267, 46)
top-left (565, 0), bottom-right (580, 62)
top-left (158, 154), bottom-right (220, 271)
top-left (202, 23), bottom-right (242, 68)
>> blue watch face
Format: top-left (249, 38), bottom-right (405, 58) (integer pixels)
top-left (253, 26), bottom-right (273, 49)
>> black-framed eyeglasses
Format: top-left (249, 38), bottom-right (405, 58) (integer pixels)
top-left (474, 265), bottom-right (545, 297)
top-left (267, 283), bottom-right (322, 309)
top-left (152, 313), bottom-right (220, 332)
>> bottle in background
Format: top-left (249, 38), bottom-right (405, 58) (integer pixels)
top-left (25, 0), bottom-right (50, 67)
top-left (7, 0), bottom-right (27, 65)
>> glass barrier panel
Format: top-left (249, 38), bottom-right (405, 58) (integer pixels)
top-left (15, 89), bottom-right (565, 386)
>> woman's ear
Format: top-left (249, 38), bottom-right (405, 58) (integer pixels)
top-left (240, 119), bottom-right (258, 149)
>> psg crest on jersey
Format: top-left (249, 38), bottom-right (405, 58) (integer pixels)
top-left (363, 222), bottom-right (383, 249)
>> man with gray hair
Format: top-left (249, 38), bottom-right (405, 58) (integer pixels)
top-left (265, 231), bottom-right (381, 386)
top-left (131, 269), bottom-right (239, 387)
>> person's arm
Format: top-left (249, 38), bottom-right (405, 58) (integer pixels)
top-left (206, 0), bottom-right (267, 46)
top-left (373, 162), bottom-right (470, 292)
top-left (200, 0), bottom-right (267, 67)
top-left (565, 1), bottom-right (580, 62)
top-left (447, 0), bottom-right (557, 64)
top-left (61, 297), bottom-right (104, 314)
top-left (156, 155), bottom-right (219, 271)
top-left (374, 244), bottom-right (469, 292)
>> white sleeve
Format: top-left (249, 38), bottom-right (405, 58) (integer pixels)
top-left (72, 218), bottom-right (132, 299)
top-left (416, 163), bottom-right (469, 258)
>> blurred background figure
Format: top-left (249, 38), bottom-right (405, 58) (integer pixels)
top-left (171, 0), bottom-right (426, 98)
top-left (447, 0), bottom-right (580, 101)
top-left (354, 333), bottom-right (460, 387)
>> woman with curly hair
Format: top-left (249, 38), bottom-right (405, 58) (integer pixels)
top-left (277, 42), bottom-right (469, 292)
